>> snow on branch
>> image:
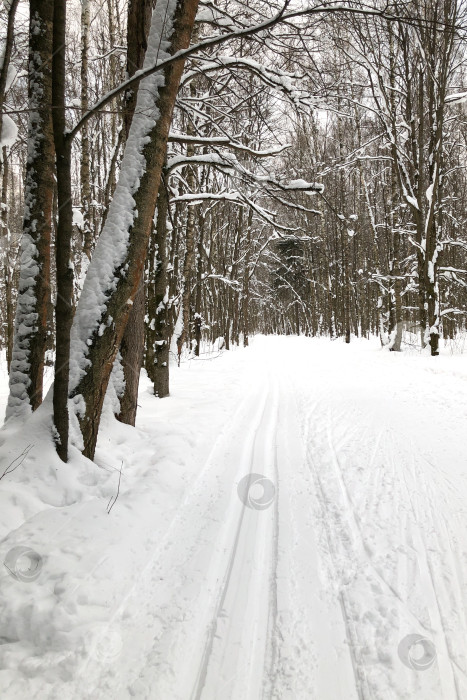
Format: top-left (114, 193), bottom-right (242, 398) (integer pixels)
top-left (445, 91), bottom-right (467, 105)
top-left (195, 3), bottom-right (239, 32)
top-left (68, 1), bottom-right (409, 142)
top-left (166, 151), bottom-right (324, 194)
top-left (181, 56), bottom-right (309, 105)
top-left (201, 273), bottom-right (242, 289)
top-left (440, 307), bottom-right (467, 316)
top-left (168, 132), bottom-right (290, 157)
top-left (171, 191), bottom-right (243, 204)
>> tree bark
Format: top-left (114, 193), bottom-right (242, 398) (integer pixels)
top-left (52, 0), bottom-right (75, 461)
top-left (176, 36), bottom-right (199, 359)
top-left (117, 282), bottom-right (145, 423)
top-left (69, 0), bottom-right (199, 460)
top-left (387, 24), bottom-right (403, 352)
top-left (242, 215), bottom-right (252, 347)
top-left (1, 146), bottom-right (14, 371)
top-left (177, 140), bottom-right (197, 358)
top-left (193, 209), bottom-right (204, 356)
top-left (0, 0), bottom-right (19, 184)
top-left (117, 0), bottom-right (153, 425)
top-left (80, 0), bottom-right (92, 260)
top-left (146, 174), bottom-right (170, 397)
top-left (6, 0), bottom-right (54, 418)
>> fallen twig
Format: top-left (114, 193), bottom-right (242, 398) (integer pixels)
top-left (107, 461), bottom-right (123, 514)
top-left (0, 444), bottom-right (34, 481)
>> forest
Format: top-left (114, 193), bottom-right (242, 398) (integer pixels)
top-left (1, 0), bottom-right (467, 459)
top-left (1, 1), bottom-right (467, 698)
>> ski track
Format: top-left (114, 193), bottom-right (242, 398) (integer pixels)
top-left (2, 336), bottom-right (467, 700)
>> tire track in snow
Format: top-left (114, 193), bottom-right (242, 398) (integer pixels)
top-left (321, 408), bottom-right (452, 698)
top-left (190, 373), bottom-right (280, 700)
top-left (74, 338), bottom-right (467, 700)
top-left (397, 449), bottom-right (464, 698)
top-left (76, 364), bottom-right (274, 700)
top-left (261, 416), bottom-right (280, 700)
top-left (284, 372), bottom-right (370, 700)
top-left (324, 416), bottom-right (432, 623)
top-left (292, 389), bottom-right (439, 698)
top-left (302, 419), bottom-right (370, 700)
top-left (295, 370), bottom-right (465, 699)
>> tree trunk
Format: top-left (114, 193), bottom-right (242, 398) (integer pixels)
top-left (52, 0), bottom-right (75, 461)
top-left (194, 210), bottom-right (204, 356)
top-left (177, 145), bottom-right (197, 358)
top-left (6, 0), bottom-right (54, 418)
top-left (117, 0), bottom-right (153, 425)
top-left (117, 283), bottom-right (145, 423)
top-left (387, 22), bottom-right (403, 352)
top-left (242, 214), bottom-right (252, 347)
top-left (0, 0), bottom-right (20, 184)
top-left (80, 0), bottom-right (92, 260)
top-left (69, 0), bottom-right (199, 460)
top-left (1, 146), bottom-right (14, 371)
top-left (342, 224), bottom-right (351, 344)
top-left (146, 174), bottom-right (170, 397)
top-left (177, 44), bottom-right (199, 360)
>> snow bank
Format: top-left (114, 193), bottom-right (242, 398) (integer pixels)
top-left (0, 346), bottom-right (248, 697)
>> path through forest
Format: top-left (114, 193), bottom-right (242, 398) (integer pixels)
top-left (1, 337), bottom-right (467, 699)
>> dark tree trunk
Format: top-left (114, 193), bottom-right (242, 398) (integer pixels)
top-left (117, 0), bottom-right (153, 425)
top-left (194, 211), bottom-right (204, 356)
top-left (7, 0), bottom-right (54, 417)
top-left (177, 65), bottom-right (199, 360)
top-left (0, 0), bottom-right (19, 183)
top-left (117, 283), bottom-right (145, 424)
top-left (342, 225), bottom-right (351, 344)
top-left (1, 147), bottom-right (14, 371)
top-left (242, 210), bottom-right (253, 346)
top-left (71, 0), bottom-right (199, 460)
top-left (177, 151), bottom-right (197, 359)
top-left (80, 0), bottom-right (92, 260)
top-left (52, 0), bottom-right (75, 461)
top-left (146, 175), bottom-right (170, 397)
top-left (25, 0), bottom-right (54, 408)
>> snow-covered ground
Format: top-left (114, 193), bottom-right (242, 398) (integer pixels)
top-left (1, 336), bottom-right (467, 699)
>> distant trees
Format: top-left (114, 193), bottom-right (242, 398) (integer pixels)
top-left (268, 0), bottom-right (467, 352)
top-left (349, 0), bottom-right (461, 355)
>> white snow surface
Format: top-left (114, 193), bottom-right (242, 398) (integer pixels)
top-left (1, 336), bottom-right (467, 698)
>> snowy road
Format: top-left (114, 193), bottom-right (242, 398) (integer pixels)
top-left (1, 337), bottom-right (467, 699)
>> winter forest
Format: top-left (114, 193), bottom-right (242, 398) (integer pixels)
top-left (1, 0), bottom-right (467, 698)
